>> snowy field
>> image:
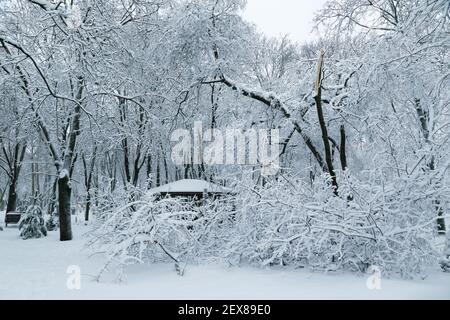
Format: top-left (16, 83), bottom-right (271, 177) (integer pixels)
top-left (0, 212), bottom-right (449, 300)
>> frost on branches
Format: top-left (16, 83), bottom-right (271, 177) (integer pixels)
top-left (0, 0), bottom-right (448, 283)
top-left (90, 168), bottom-right (448, 280)
top-left (227, 170), bottom-right (448, 279)
top-left (88, 190), bottom-right (235, 280)
top-left (19, 205), bottom-right (48, 240)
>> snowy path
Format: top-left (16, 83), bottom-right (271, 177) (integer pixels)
top-left (0, 220), bottom-right (449, 300)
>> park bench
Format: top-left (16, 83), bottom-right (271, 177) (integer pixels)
top-left (5, 212), bottom-right (21, 227)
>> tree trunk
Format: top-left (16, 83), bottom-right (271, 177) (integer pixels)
top-left (58, 173), bottom-right (73, 241)
top-left (437, 204), bottom-right (446, 235)
top-left (31, 161), bottom-right (35, 198)
top-left (3, 141), bottom-right (26, 213)
top-left (415, 99), bottom-right (446, 235)
top-left (314, 50), bottom-right (338, 195)
top-left (6, 181), bottom-right (18, 213)
top-left (82, 147), bottom-right (97, 222)
top-left (57, 76), bottom-right (83, 240)
top-left (0, 186), bottom-right (6, 211)
top-left (84, 193), bottom-right (91, 223)
top-left (339, 125), bottom-right (348, 170)
top-left (163, 150), bottom-right (169, 184)
top-left (146, 154), bottom-right (153, 188)
top-left (156, 157), bottom-right (161, 187)
top-left (48, 178), bottom-right (58, 216)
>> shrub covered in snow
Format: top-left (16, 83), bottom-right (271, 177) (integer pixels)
top-left (45, 213), bottom-right (59, 231)
top-left (90, 170), bottom-right (448, 279)
top-left (88, 190), bottom-right (234, 279)
top-left (19, 205), bottom-right (47, 240)
top-left (224, 171), bottom-right (446, 278)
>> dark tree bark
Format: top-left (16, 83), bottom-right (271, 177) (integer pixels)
top-left (58, 173), bottom-right (72, 241)
top-left (6, 182), bottom-right (18, 213)
top-left (0, 186), bottom-right (7, 211)
top-left (57, 76), bottom-right (84, 241)
top-left (184, 163), bottom-right (190, 180)
top-left (82, 146), bottom-right (97, 222)
top-left (119, 98), bottom-right (132, 185)
top-left (163, 148), bottom-right (169, 184)
top-left (415, 99), bottom-right (446, 235)
top-left (118, 97), bottom-right (147, 188)
top-left (156, 157), bottom-right (161, 187)
top-left (3, 141), bottom-right (26, 213)
top-left (314, 51), bottom-right (338, 195)
top-left (339, 125), bottom-right (348, 171)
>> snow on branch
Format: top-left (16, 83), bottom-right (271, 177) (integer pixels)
top-left (206, 75), bottom-right (327, 170)
top-left (28, 0), bottom-right (64, 13)
top-left (0, 36), bottom-right (92, 119)
top-left (220, 76), bottom-right (291, 118)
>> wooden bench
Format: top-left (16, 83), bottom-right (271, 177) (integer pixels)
top-left (5, 212), bottom-right (21, 227)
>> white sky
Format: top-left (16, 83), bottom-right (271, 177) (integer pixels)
top-left (242, 0), bottom-right (329, 44)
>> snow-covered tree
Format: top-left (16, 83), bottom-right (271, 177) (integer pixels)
top-left (19, 205), bottom-right (47, 240)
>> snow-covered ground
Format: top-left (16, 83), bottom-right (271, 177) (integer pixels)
top-left (0, 211), bottom-right (449, 300)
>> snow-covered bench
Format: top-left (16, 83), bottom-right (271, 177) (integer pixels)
top-left (5, 212), bottom-right (21, 227)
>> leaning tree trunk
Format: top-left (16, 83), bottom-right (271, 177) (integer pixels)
top-left (314, 50), bottom-right (338, 195)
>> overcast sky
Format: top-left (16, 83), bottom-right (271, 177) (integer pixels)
top-left (242, 0), bottom-right (328, 44)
